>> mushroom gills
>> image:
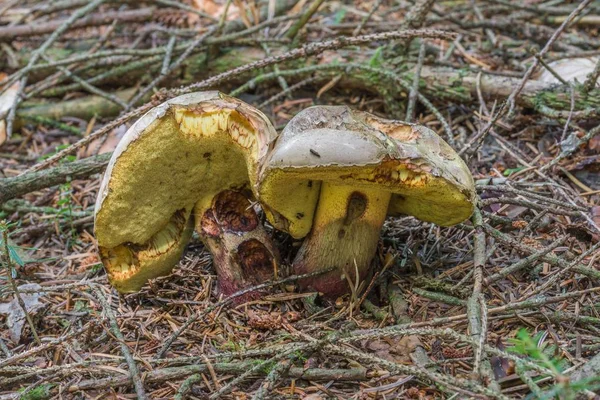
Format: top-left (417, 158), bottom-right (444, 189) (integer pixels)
top-left (293, 182), bottom-right (391, 298)
top-left (99, 209), bottom-right (193, 293)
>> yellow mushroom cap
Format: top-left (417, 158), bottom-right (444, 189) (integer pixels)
top-left (94, 91), bottom-right (277, 292)
top-left (257, 106), bottom-right (476, 239)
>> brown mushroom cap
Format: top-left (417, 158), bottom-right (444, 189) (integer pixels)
top-left (258, 105), bottom-right (476, 239)
top-left (94, 91), bottom-right (277, 292)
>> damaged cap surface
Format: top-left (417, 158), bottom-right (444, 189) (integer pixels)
top-left (94, 91), bottom-right (277, 292)
top-left (258, 105), bottom-right (476, 239)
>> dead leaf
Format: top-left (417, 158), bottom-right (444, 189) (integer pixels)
top-left (592, 206), bottom-right (600, 242)
top-left (246, 309), bottom-right (283, 331)
top-left (538, 57), bottom-right (599, 87)
top-left (0, 283), bottom-right (45, 342)
top-left (361, 335), bottom-right (423, 363)
top-left (302, 395), bottom-right (325, 400)
top-left (0, 120), bottom-right (6, 147)
top-left (560, 132), bottom-right (583, 154)
top-left (188, 0), bottom-right (240, 25)
top-left (589, 135), bottom-right (600, 151)
top-left (83, 124), bottom-right (128, 157)
top-left (0, 72), bottom-right (20, 146)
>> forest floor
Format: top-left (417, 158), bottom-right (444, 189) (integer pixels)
top-left (1, 0), bottom-right (600, 399)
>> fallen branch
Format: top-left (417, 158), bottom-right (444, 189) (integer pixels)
top-left (156, 268), bottom-right (334, 358)
top-left (0, 153), bottom-right (111, 204)
top-left (68, 361), bottom-right (368, 392)
top-left (90, 285), bottom-right (147, 400)
top-left (0, 8), bottom-right (156, 41)
top-left (483, 223), bottom-right (600, 280)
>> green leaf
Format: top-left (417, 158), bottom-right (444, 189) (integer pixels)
top-left (0, 236), bottom-right (27, 267)
top-left (333, 8), bottom-right (346, 23)
top-left (503, 167), bottom-right (526, 177)
top-left (8, 246), bottom-right (24, 267)
top-left (369, 46), bottom-right (384, 68)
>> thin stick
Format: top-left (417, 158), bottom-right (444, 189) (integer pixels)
top-left (520, 241), bottom-right (600, 301)
top-left (534, 53), bottom-right (569, 85)
top-left (258, 76), bottom-right (319, 108)
top-left (152, 0), bottom-right (218, 21)
top-left (285, 0), bottom-right (326, 40)
top-left (4, 0), bottom-right (107, 137)
top-left (406, 41), bottom-right (426, 122)
top-left (483, 223), bottom-right (600, 280)
top-left (506, 0), bottom-right (593, 115)
top-left (484, 236), bottom-right (568, 284)
top-left (326, 343), bottom-right (506, 399)
top-left (156, 268), bottom-right (334, 358)
top-left (0, 323), bottom-right (93, 368)
top-left (353, 0), bottom-right (385, 36)
top-left (21, 104), bottom-right (152, 174)
top-left (479, 197), bottom-right (580, 217)
top-left (175, 29), bottom-right (457, 95)
top-left (126, 27), bottom-right (217, 109)
top-left (476, 185), bottom-right (587, 211)
top-left (467, 210), bottom-right (499, 390)
top-left (43, 55), bottom-right (128, 109)
top-left (24, 29), bottom-right (455, 174)
top-left (90, 285), bottom-right (147, 400)
top-left (583, 57), bottom-right (600, 92)
top-left (341, 327), bottom-right (552, 376)
top-left (174, 374), bottom-right (202, 400)
top-left (469, 210), bottom-right (485, 374)
top-left (540, 123), bottom-right (600, 173)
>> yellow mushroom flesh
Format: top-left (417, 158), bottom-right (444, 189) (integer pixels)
top-left (95, 92), bottom-right (277, 293)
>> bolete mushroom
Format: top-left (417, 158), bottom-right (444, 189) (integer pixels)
top-left (258, 106), bottom-right (475, 298)
top-left (94, 91), bottom-right (279, 295)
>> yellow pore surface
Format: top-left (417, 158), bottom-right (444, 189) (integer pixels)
top-left (95, 107), bottom-right (260, 290)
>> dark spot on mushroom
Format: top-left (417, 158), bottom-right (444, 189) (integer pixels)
top-left (310, 149), bottom-right (321, 157)
top-left (237, 238), bottom-right (273, 282)
top-left (203, 152), bottom-right (212, 159)
top-left (212, 190), bottom-right (258, 233)
top-left (296, 212), bottom-right (304, 219)
top-left (201, 190), bottom-right (258, 236)
top-left (338, 228), bottom-right (346, 239)
top-left (200, 209), bottom-right (220, 238)
top-left (308, 181), bottom-right (313, 188)
top-left (344, 191), bottom-right (367, 225)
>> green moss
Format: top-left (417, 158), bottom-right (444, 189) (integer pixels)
top-left (19, 384), bottom-right (54, 400)
top-left (534, 86), bottom-right (600, 112)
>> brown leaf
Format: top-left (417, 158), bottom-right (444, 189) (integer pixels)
top-left (592, 206), bottom-right (600, 242)
top-left (246, 309), bottom-right (283, 331)
top-left (589, 134), bottom-right (600, 151)
top-left (302, 395), bottom-right (325, 400)
top-left (361, 335), bottom-right (423, 363)
top-left (0, 283), bottom-right (45, 342)
top-left (188, 0), bottom-right (240, 25)
top-left (0, 72), bottom-right (20, 146)
top-left (83, 124), bottom-right (127, 157)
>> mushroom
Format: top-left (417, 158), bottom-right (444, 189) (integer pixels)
top-left (94, 91), bottom-right (279, 295)
top-left (258, 106), bottom-right (475, 298)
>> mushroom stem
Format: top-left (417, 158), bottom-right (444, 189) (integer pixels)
top-left (293, 182), bottom-right (391, 298)
top-left (195, 189), bottom-right (279, 300)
